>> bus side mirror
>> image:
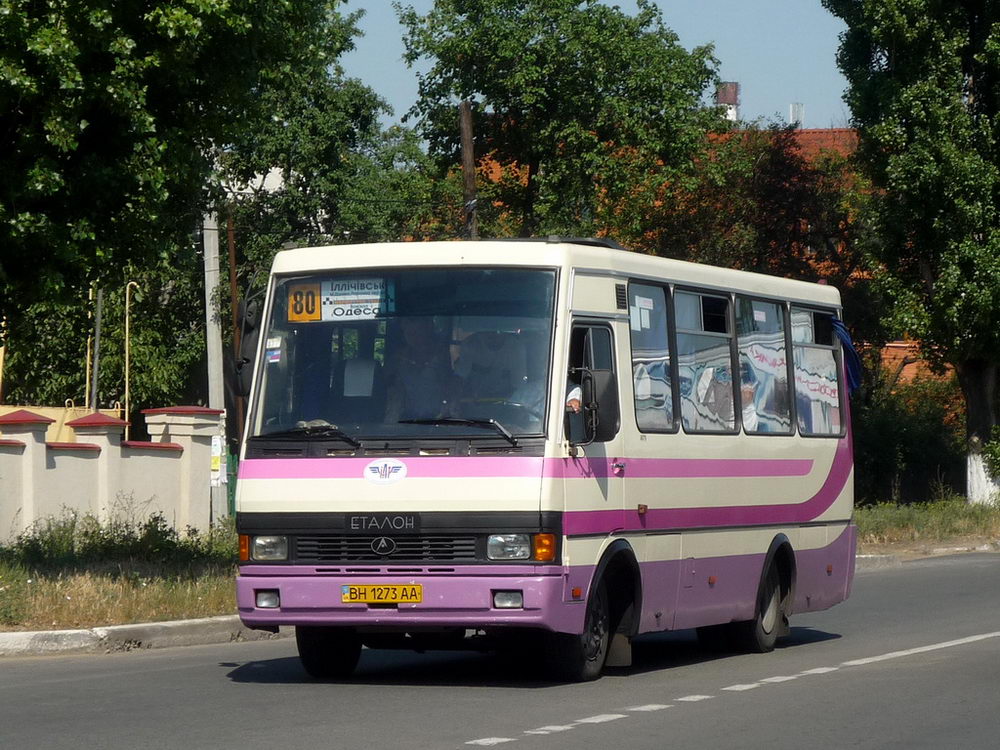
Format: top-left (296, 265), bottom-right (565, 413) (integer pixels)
top-left (568, 369), bottom-right (620, 446)
top-left (236, 298), bottom-right (260, 398)
top-left (586, 369), bottom-right (620, 443)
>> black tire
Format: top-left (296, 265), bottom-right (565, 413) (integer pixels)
top-left (295, 626), bottom-right (362, 679)
top-left (546, 580), bottom-right (610, 682)
top-left (730, 564), bottom-right (783, 653)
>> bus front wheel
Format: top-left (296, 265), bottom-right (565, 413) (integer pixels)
top-left (546, 580), bottom-right (610, 682)
top-left (295, 626), bottom-right (362, 679)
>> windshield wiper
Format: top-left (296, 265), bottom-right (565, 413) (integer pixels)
top-left (399, 417), bottom-right (517, 447)
top-left (253, 422), bottom-right (362, 449)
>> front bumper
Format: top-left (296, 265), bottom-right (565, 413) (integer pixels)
top-left (236, 564), bottom-right (585, 634)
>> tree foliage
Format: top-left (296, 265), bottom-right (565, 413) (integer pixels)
top-left (2, 252), bottom-right (206, 411)
top-left (0, 0), bottom-right (358, 323)
top-left (823, 0), bottom-right (1000, 447)
top-left (397, 0), bottom-right (722, 236)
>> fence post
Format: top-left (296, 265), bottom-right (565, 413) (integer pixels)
top-left (143, 406), bottom-right (225, 532)
top-left (66, 413), bottom-right (127, 524)
top-left (0, 409), bottom-right (55, 535)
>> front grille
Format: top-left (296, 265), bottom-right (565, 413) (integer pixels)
top-left (296, 535), bottom-right (478, 562)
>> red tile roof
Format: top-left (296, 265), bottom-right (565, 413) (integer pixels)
top-left (793, 128), bottom-right (858, 161)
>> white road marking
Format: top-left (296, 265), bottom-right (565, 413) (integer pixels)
top-left (524, 726), bottom-right (575, 735)
top-left (466, 739), bottom-right (517, 746)
top-left (575, 714), bottom-right (629, 724)
top-left (466, 632), bottom-right (1000, 747)
top-left (840, 631), bottom-right (1000, 667)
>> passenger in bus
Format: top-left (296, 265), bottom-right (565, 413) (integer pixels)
top-left (383, 317), bottom-right (456, 421)
top-left (454, 331), bottom-right (528, 401)
top-left (740, 358), bottom-right (760, 432)
top-left (695, 365), bottom-right (735, 429)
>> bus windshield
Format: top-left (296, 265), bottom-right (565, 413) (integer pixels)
top-left (250, 267), bottom-right (557, 441)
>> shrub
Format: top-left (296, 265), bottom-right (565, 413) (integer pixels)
top-left (0, 508), bottom-right (237, 570)
top-left (852, 366), bottom-right (965, 504)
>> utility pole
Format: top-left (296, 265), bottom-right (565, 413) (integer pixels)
top-left (226, 210), bottom-right (244, 442)
top-left (459, 100), bottom-right (478, 239)
top-left (203, 213), bottom-right (227, 522)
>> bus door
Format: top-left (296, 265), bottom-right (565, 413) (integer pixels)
top-left (564, 322), bottom-right (625, 535)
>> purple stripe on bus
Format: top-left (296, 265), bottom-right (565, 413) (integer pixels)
top-left (239, 455), bottom-right (814, 481)
top-left (546, 456), bottom-right (813, 479)
top-left (238, 456), bottom-right (545, 480)
top-left (563, 435), bottom-right (853, 534)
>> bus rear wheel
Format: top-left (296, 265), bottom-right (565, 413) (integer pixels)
top-left (295, 626), bottom-right (362, 679)
top-left (546, 580), bottom-right (610, 682)
top-left (731, 564), bottom-right (784, 653)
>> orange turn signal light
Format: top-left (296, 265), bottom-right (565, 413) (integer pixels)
top-left (533, 533), bottom-right (556, 562)
top-left (239, 534), bottom-right (250, 562)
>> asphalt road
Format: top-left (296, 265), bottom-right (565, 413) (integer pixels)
top-left (2, 553), bottom-right (998, 750)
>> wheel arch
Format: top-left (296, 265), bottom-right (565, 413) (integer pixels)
top-left (590, 539), bottom-right (643, 637)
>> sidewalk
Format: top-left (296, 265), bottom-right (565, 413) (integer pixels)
top-left (1, 547), bottom-right (994, 658)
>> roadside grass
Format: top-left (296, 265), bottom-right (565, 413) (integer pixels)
top-left (856, 494), bottom-right (1000, 547)
top-left (0, 510), bottom-right (237, 631)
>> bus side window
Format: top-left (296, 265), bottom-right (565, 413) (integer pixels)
top-left (629, 282), bottom-right (674, 432)
top-left (676, 291), bottom-right (737, 433)
top-left (735, 297), bottom-right (792, 434)
top-left (791, 307), bottom-right (842, 435)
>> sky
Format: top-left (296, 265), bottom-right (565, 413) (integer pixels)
top-left (340, 0), bottom-right (852, 130)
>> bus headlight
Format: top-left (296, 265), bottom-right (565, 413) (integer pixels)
top-left (251, 535), bottom-right (288, 561)
top-left (487, 534), bottom-right (530, 560)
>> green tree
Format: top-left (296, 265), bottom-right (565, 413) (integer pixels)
top-left (0, 0), bottom-right (359, 324)
top-left (397, 0), bottom-right (721, 237)
top-left (823, 0), bottom-right (1000, 499)
top-left (2, 252), bottom-right (206, 413)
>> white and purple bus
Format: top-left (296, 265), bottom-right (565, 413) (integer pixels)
top-left (236, 238), bottom-right (856, 681)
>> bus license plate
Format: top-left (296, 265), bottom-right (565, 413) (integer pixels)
top-left (341, 584), bottom-right (422, 604)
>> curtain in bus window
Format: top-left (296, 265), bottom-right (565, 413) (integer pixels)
top-left (676, 291), bottom-right (735, 432)
top-left (736, 297), bottom-right (791, 434)
top-left (629, 283), bottom-right (673, 431)
top-left (791, 308), bottom-right (842, 435)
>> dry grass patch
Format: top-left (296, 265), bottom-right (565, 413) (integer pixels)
top-left (0, 564), bottom-right (235, 631)
top-left (856, 498), bottom-right (1000, 547)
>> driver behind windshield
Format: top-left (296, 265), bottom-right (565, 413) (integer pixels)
top-left (383, 317), bottom-right (457, 421)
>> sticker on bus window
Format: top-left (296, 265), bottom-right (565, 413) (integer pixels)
top-left (321, 278), bottom-right (389, 321)
top-left (630, 305), bottom-right (642, 331)
top-left (265, 337), bottom-right (282, 363)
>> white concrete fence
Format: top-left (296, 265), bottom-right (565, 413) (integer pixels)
top-left (0, 406), bottom-right (226, 544)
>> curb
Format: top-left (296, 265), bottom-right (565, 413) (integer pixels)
top-left (854, 554), bottom-right (902, 570)
top-left (0, 615), bottom-right (291, 658)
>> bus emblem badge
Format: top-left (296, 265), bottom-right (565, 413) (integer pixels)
top-left (364, 458), bottom-right (407, 484)
top-left (371, 537), bottom-right (397, 556)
